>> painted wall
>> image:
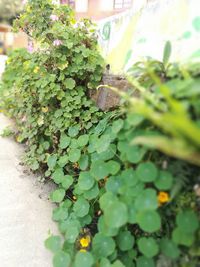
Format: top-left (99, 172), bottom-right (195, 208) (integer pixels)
top-left (71, 0), bottom-right (133, 21)
top-left (97, 0), bottom-right (200, 73)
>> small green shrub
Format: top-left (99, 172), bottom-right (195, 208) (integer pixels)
top-left (1, 0), bottom-right (105, 171)
top-left (1, 1), bottom-right (200, 267)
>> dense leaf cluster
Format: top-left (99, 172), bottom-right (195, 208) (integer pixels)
top-left (2, 0), bottom-right (104, 170)
top-left (1, 1), bottom-right (200, 267)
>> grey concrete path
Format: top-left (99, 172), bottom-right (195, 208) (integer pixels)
top-left (0, 114), bottom-right (58, 267)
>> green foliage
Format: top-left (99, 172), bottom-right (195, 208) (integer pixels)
top-left (0, 0), bottom-right (22, 21)
top-left (0, 126), bottom-right (14, 137)
top-left (45, 235), bottom-right (62, 253)
top-left (1, 0), bottom-right (104, 171)
top-left (127, 49), bottom-right (200, 166)
top-left (1, 2), bottom-right (200, 266)
top-left (138, 237), bottom-right (159, 258)
top-left (74, 252), bottom-right (94, 267)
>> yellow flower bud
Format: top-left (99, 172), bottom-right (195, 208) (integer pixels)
top-left (7, 59), bottom-right (11, 65)
top-left (33, 66), bottom-right (40, 74)
top-left (79, 249), bottom-right (87, 252)
top-left (80, 235), bottom-right (91, 248)
top-left (158, 191), bottom-right (170, 204)
top-left (42, 107), bottom-right (48, 113)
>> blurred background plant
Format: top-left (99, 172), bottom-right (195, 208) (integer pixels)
top-left (0, 0), bottom-right (23, 23)
top-left (113, 42), bottom-right (200, 166)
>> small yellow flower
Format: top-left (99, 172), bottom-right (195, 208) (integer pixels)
top-left (158, 191), bottom-right (170, 204)
top-left (16, 135), bottom-right (22, 143)
top-left (33, 66), bottom-right (40, 74)
top-left (37, 116), bottom-right (44, 126)
top-left (79, 249), bottom-right (87, 252)
top-left (42, 106), bottom-right (48, 113)
top-left (26, 5), bottom-right (31, 13)
top-left (80, 235), bottom-right (91, 248)
top-left (6, 58), bottom-right (11, 65)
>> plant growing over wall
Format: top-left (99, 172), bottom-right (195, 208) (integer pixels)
top-left (1, 1), bottom-right (200, 267)
top-left (2, 0), bottom-right (105, 171)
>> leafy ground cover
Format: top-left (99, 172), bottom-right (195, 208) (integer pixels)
top-left (0, 1), bottom-right (200, 267)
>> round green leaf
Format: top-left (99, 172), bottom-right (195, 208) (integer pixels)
top-left (90, 160), bottom-right (109, 180)
top-left (78, 171), bottom-right (95, 190)
top-left (95, 134), bottom-right (111, 153)
top-left (51, 189), bottom-right (65, 203)
top-left (137, 210), bottom-right (161, 233)
top-left (45, 235), bottom-right (61, 253)
top-left (73, 197), bottom-right (90, 217)
top-left (94, 144), bottom-right (116, 161)
top-left (58, 155), bottom-right (69, 167)
top-left (47, 154), bottom-right (57, 170)
top-left (136, 256), bottom-right (155, 267)
top-left (120, 256), bottom-right (135, 267)
top-left (79, 214), bottom-right (92, 227)
top-left (69, 148), bottom-right (81, 163)
top-left (97, 216), bottom-right (118, 237)
top-left (42, 141), bottom-right (50, 150)
top-left (160, 238), bottom-right (180, 259)
top-left (99, 192), bottom-right (118, 211)
top-left (126, 145), bottom-right (146, 164)
top-left (84, 183), bottom-right (99, 200)
top-left (93, 233), bottom-right (116, 257)
top-left (128, 249), bottom-right (137, 259)
top-left (60, 218), bottom-right (80, 237)
top-left (112, 260), bottom-right (126, 267)
top-left (61, 175), bottom-right (73, 190)
top-left (135, 189), bottom-right (158, 211)
top-left (117, 230), bottom-right (135, 251)
top-left (77, 134), bottom-right (89, 147)
top-left (79, 154), bottom-right (89, 170)
top-left (100, 258), bottom-right (111, 267)
top-left (126, 113), bottom-right (144, 127)
top-left (106, 176), bottom-right (123, 194)
top-left (155, 171), bottom-right (173, 190)
top-left (117, 141), bottom-right (129, 153)
top-left (70, 139), bottom-right (79, 149)
top-left (68, 126), bottom-right (79, 137)
top-left (136, 162), bottom-right (158, 182)
top-left (109, 249), bottom-right (117, 262)
top-left (52, 168), bottom-right (65, 184)
top-left (112, 119), bottom-right (124, 133)
top-left (65, 78), bottom-right (76, 89)
top-left (106, 160), bottom-right (121, 175)
top-left (121, 169), bottom-right (138, 186)
top-left (176, 210), bottom-right (199, 233)
top-left (53, 251), bottom-right (71, 267)
top-left (65, 225), bottom-right (79, 243)
top-left (172, 227), bottom-right (194, 246)
top-left (52, 206), bottom-right (68, 221)
top-left (104, 200), bottom-right (128, 228)
top-left (74, 252), bottom-right (94, 267)
top-left (59, 134), bottom-right (70, 149)
top-left (138, 237), bottom-right (159, 258)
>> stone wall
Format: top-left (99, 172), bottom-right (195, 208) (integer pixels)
top-left (90, 72), bottom-right (134, 111)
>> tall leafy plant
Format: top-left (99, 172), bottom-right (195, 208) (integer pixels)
top-left (1, 0), bottom-right (105, 171)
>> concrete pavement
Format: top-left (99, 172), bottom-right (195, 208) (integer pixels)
top-left (0, 114), bottom-right (58, 267)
